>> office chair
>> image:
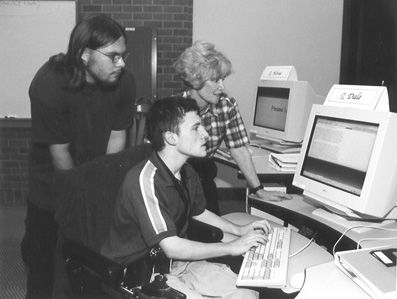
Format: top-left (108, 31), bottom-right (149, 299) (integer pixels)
top-left (54, 143), bottom-right (224, 298)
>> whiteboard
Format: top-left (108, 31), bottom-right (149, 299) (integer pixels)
top-left (0, 1), bottom-right (76, 118)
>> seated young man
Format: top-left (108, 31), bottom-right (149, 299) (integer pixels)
top-left (101, 96), bottom-right (271, 299)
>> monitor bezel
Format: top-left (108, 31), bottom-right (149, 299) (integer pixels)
top-left (293, 104), bottom-right (397, 218)
top-left (250, 80), bottom-right (320, 144)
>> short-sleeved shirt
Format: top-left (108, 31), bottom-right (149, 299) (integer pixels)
top-left (28, 59), bottom-right (136, 211)
top-left (101, 151), bottom-right (207, 266)
top-left (183, 92), bottom-right (249, 157)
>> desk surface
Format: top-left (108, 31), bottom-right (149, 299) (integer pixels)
top-left (249, 194), bottom-right (397, 251)
top-left (296, 261), bottom-right (372, 299)
top-left (214, 145), bottom-right (272, 170)
top-left (223, 210), bottom-right (394, 298)
top-left (249, 194), bottom-right (397, 248)
top-left (214, 145), bottom-right (295, 183)
top-left (247, 194), bottom-right (397, 298)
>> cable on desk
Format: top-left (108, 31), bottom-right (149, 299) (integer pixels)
top-left (333, 225), bottom-right (397, 256)
top-left (289, 238), bottom-right (314, 258)
top-left (357, 232), bottom-right (397, 249)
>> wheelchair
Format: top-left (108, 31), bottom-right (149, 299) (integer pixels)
top-left (54, 143), bottom-right (225, 298)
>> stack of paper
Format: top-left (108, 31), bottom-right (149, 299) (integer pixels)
top-left (269, 153), bottom-right (300, 172)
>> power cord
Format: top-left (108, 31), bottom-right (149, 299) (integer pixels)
top-left (333, 225), bottom-right (397, 256)
top-left (357, 235), bottom-right (397, 249)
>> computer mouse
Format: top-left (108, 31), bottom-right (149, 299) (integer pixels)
top-left (289, 272), bottom-right (305, 289)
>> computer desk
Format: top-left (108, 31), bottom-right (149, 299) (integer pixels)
top-left (222, 213), bottom-right (383, 299)
top-left (216, 146), bottom-right (397, 298)
top-left (247, 195), bottom-right (397, 298)
top-left (296, 261), bottom-right (373, 299)
top-left (248, 195), bottom-right (397, 251)
top-left (215, 145), bottom-right (397, 251)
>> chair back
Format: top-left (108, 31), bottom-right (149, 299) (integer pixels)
top-left (55, 143), bottom-right (152, 251)
top-left (129, 96), bottom-right (152, 147)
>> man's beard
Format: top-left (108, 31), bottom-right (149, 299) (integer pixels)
top-left (98, 70), bottom-right (124, 90)
top-left (86, 66), bottom-right (124, 90)
top-left (98, 78), bottom-right (118, 90)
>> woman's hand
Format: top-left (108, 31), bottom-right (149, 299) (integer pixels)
top-left (256, 189), bottom-right (292, 202)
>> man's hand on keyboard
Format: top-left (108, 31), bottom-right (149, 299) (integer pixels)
top-left (238, 219), bottom-right (271, 236)
top-left (228, 233), bottom-right (268, 256)
top-left (256, 188), bottom-right (292, 202)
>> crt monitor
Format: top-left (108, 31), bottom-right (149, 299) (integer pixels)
top-left (293, 104), bottom-right (397, 219)
top-left (250, 80), bottom-right (324, 146)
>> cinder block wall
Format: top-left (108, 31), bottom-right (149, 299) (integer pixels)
top-left (0, 0), bottom-right (193, 204)
top-left (0, 122), bottom-right (31, 204)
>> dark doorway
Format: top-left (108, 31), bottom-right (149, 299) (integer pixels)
top-left (340, 0), bottom-right (397, 112)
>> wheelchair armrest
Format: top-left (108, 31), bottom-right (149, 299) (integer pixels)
top-left (62, 240), bottom-right (124, 287)
top-left (188, 219), bottom-right (223, 243)
top-left (188, 219), bottom-right (242, 273)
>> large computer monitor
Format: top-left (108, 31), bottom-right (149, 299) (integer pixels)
top-left (250, 80), bottom-right (324, 153)
top-left (293, 104), bottom-right (397, 222)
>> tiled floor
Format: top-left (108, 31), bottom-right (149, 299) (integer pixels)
top-left (0, 204), bottom-right (28, 299)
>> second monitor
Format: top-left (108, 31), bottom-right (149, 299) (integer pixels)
top-left (250, 80), bottom-right (324, 153)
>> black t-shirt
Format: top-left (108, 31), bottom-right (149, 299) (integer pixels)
top-left (28, 59), bottom-right (136, 210)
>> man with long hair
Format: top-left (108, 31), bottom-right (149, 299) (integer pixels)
top-left (21, 14), bottom-right (135, 298)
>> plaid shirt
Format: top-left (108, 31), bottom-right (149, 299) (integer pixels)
top-left (200, 94), bottom-right (249, 157)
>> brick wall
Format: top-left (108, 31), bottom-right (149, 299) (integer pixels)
top-left (0, 121), bottom-right (31, 204)
top-left (78, 0), bottom-right (193, 97)
top-left (0, 0), bottom-right (193, 204)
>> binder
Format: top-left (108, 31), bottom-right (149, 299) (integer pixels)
top-left (268, 153), bottom-right (299, 172)
top-left (334, 246), bottom-right (397, 299)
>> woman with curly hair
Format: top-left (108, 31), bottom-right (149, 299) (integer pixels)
top-left (174, 41), bottom-right (291, 215)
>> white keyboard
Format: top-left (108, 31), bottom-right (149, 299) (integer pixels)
top-left (236, 227), bottom-right (291, 288)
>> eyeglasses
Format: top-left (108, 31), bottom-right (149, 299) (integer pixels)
top-left (92, 49), bottom-right (130, 64)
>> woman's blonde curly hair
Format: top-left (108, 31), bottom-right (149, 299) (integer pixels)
top-left (174, 40), bottom-right (233, 90)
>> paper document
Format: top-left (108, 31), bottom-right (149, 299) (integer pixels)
top-left (269, 153), bottom-right (299, 172)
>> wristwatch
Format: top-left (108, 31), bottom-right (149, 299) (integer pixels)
top-left (249, 184), bottom-right (264, 195)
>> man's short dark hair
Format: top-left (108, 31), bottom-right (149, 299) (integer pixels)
top-left (147, 97), bottom-right (200, 151)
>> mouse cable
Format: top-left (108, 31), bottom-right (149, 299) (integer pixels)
top-left (289, 238), bottom-right (314, 258)
top-left (333, 225), bottom-right (397, 256)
